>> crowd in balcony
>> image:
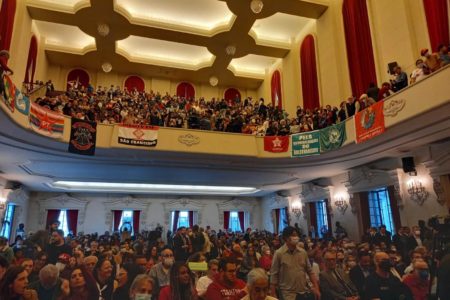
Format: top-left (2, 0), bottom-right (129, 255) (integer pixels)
top-left (33, 45), bottom-right (449, 136)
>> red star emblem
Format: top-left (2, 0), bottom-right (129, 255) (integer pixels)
top-left (133, 128), bottom-right (145, 140)
top-left (39, 111), bottom-right (54, 133)
top-left (272, 137), bottom-right (282, 147)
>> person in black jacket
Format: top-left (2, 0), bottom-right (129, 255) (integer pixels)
top-left (349, 250), bottom-right (373, 299)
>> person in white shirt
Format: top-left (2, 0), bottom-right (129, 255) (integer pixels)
top-left (410, 59), bottom-right (429, 84)
top-left (196, 259), bottom-right (219, 297)
top-left (241, 268), bottom-right (278, 300)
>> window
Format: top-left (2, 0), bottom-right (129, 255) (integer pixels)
top-left (368, 188), bottom-right (395, 234)
top-left (119, 210), bottom-right (134, 234)
top-left (316, 200), bottom-right (329, 238)
top-left (57, 210), bottom-right (69, 236)
top-left (0, 204), bottom-right (15, 239)
top-left (279, 208), bottom-right (288, 233)
top-left (229, 212), bottom-right (242, 232)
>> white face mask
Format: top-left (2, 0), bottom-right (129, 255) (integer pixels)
top-left (55, 262), bottom-right (66, 271)
top-left (415, 230), bottom-right (421, 236)
top-left (134, 294), bottom-right (152, 300)
top-left (163, 257), bottom-right (174, 267)
top-left (347, 261), bottom-right (357, 268)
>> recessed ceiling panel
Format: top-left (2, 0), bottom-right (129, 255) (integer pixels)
top-left (33, 20), bottom-right (96, 54)
top-left (249, 13), bottom-right (313, 48)
top-left (116, 36), bottom-right (215, 71)
top-left (27, 0), bottom-right (90, 13)
top-left (115, 0), bottom-right (235, 36)
top-left (228, 55), bottom-right (280, 79)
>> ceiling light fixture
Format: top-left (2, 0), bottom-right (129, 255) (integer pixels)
top-left (101, 62), bottom-right (112, 73)
top-left (50, 181), bottom-right (259, 195)
top-left (225, 45), bottom-right (236, 56)
top-left (250, 0), bottom-right (264, 14)
top-left (209, 76), bottom-right (219, 87)
top-left (97, 23), bottom-right (110, 37)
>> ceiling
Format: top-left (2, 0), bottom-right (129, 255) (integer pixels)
top-left (0, 100), bottom-right (449, 196)
top-left (26, 0), bottom-right (328, 89)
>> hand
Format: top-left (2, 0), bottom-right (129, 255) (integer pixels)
top-left (23, 288), bottom-right (38, 300)
top-left (61, 279), bottom-right (70, 296)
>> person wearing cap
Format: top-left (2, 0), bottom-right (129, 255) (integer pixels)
top-left (0, 50), bottom-right (13, 100)
top-left (420, 48), bottom-right (441, 72)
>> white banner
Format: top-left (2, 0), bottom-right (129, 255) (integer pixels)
top-left (117, 125), bottom-right (158, 147)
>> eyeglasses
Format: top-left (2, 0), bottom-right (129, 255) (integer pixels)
top-left (162, 254), bottom-right (174, 258)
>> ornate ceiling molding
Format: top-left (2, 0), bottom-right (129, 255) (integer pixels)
top-left (36, 193), bottom-right (89, 226)
top-left (216, 198), bottom-right (255, 226)
top-left (162, 197), bottom-right (207, 226)
top-left (103, 196), bottom-right (151, 228)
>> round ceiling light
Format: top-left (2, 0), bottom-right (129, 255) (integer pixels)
top-left (225, 45), bottom-right (236, 56)
top-left (97, 23), bottom-right (110, 37)
top-left (102, 62), bottom-right (112, 73)
top-left (209, 76), bottom-right (219, 87)
top-left (250, 0), bottom-right (264, 14)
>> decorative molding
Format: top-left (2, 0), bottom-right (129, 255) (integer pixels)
top-left (344, 167), bottom-right (393, 195)
top-left (6, 188), bottom-right (29, 205)
top-left (216, 198), bottom-right (255, 226)
top-left (432, 177), bottom-right (445, 206)
top-left (299, 183), bottom-right (330, 202)
top-left (103, 196), bottom-right (151, 229)
top-left (301, 204), bottom-right (308, 220)
top-left (163, 197), bottom-right (207, 226)
top-left (383, 99), bottom-right (406, 117)
top-left (388, 169), bottom-right (404, 209)
top-left (178, 134), bottom-right (200, 146)
top-left (348, 193), bottom-right (358, 214)
top-left (36, 194), bottom-right (89, 226)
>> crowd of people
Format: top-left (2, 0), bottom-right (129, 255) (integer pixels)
top-left (32, 45), bottom-right (449, 137)
top-left (0, 218), bottom-right (449, 300)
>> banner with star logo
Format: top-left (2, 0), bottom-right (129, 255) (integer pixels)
top-left (264, 136), bottom-right (289, 153)
top-left (355, 101), bottom-right (385, 144)
top-left (117, 124), bottom-right (158, 147)
top-left (319, 122), bottom-right (347, 152)
top-left (69, 118), bottom-right (97, 156)
top-left (29, 102), bottom-right (65, 138)
top-left (291, 131), bottom-right (320, 157)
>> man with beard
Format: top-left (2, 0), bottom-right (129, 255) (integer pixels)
top-left (47, 230), bottom-right (72, 264)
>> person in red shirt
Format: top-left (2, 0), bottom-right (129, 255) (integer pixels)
top-left (402, 260), bottom-right (429, 300)
top-left (158, 262), bottom-right (198, 300)
top-left (0, 50), bottom-right (13, 100)
top-left (205, 257), bottom-right (247, 300)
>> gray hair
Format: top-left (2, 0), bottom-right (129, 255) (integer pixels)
top-left (130, 274), bottom-right (154, 294)
top-left (247, 268), bottom-right (268, 287)
top-left (39, 264), bottom-right (59, 288)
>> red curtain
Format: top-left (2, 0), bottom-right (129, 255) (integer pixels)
top-left (124, 75), bottom-right (145, 92)
top-left (133, 210), bottom-right (140, 235)
top-left (188, 211), bottom-right (194, 228)
top-left (359, 192), bottom-right (371, 232)
top-left (274, 209), bottom-right (280, 234)
top-left (24, 36), bottom-right (38, 84)
top-left (113, 210), bottom-right (123, 232)
top-left (67, 69), bottom-right (90, 90)
top-left (176, 82), bottom-right (195, 99)
top-left (0, 0), bottom-right (16, 51)
top-left (387, 186), bottom-right (401, 233)
top-left (172, 210), bottom-right (180, 232)
top-left (342, 0), bottom-right (377, 98)
top-left (66, 210), bottom-right (78, 236)
top-left (224, 88), bottom-right (241, 103)
top-left (271, 70), bottom-right (283, 109)
top-left (46, 209), bottom-right (61, 230)
top-left (309, 203), bottom-right (318, 237)
top-left (423, 0), bottom-right (450, 52)
top-left (223, 211), bottom-right (230, 230)
top-left (238, 211), bottom-right (245, 232)
top-left (300, 35), bottom-right (320, 110)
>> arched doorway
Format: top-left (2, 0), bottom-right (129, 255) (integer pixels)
top-left (67, 69), bottom-right (90, 90)
top-left (124, 75), bottom-right (145, 92)
top-left (224, 88), bottom-right (241, 104)
top-left (176, 82), bottom-right (195, 99)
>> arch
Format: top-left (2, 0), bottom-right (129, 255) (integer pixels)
top-left (271, 70), bottom-right (282, 109)
top-left (300, 34), bottom-right (320, 110)
top-left (176, 82), bottom-right (195, 99)
top-left (66, 68), bottom-right (90, 90)
top-left (124, 75), bottom-right (145, 92)
top-left (24, 35), bottom-right (38, 84)
top-left (0, 0), bottom-right (16, 51)
top-left (224, 88), bottom-right (241, 103)
top-left (342, 0), bottom-right (377, 97)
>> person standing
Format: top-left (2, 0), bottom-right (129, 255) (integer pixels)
top-left (270, 226), bottom-right (320, 300)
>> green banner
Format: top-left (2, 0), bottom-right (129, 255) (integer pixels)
top-left (320, 122), bottom-right (347, 152)
top-left (292, 131), bottom-right (320, 157)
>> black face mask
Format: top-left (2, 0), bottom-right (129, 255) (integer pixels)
top-left (379, 260), bottom-right (392, 272)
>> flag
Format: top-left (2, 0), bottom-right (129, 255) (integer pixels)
top-left (14, 87), bottom-right (30, 115)
top-left (355, 101), bottom-right (385, 143)
top-left (118, 124), bottom-right (158, 147)
top-left (29, 102), bottom-right (65, 138)
top-left (320, 122), bottom-right (347, 152)
top-left (291, 131), bottom-right (320, 157)
top-left (2, 75), bottom-right (15, 112)
top-left (264, 136), bottom-right (289, 153)
top-left (69, 118), bottom-right (97, 156)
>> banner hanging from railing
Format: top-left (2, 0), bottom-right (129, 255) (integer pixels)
top-left (264, 136), bottom-right (289, 153)
top-left (355, 101), bottom-right (385, 143)
top-left (292, 131), bottom-right (320, 157)
top-left (320, 122), bottom-right (347, 152)
top-left (69, 118), bottom-right (97, 156)
top-left (117, 124), bottom-right (158, 147)
top-left (29, 102), bottom-right (64, 138)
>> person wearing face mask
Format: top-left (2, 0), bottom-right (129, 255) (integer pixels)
top-left (242, 268), bottom-right (278, 300)
top-left (149, 247), bottom-right (174, 299)
top-left (364, 252), bottom-right (413, 300)
top-left (129, 274), bottom-right (154, 300)
top-left (402, 260), bottom-right (429, 300)
top-left (259, 246), bottom-right (273, 273)
top-left (270, 226), bottom-right (320, 300)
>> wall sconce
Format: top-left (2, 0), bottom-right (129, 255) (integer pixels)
top-left (334, 193), bottom-right (348, 215)
top-left (291, 200), bottom-right (302, 219)
top-left (0, 197), bottom-right (6, 210)
top-left (407, 179), bottom-right (428, 205)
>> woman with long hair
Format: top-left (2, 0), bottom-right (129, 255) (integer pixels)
top-left (60, 266), bottom-right (99, 300)
top-left (0, 265), bottom-right (37, 300)
top-left (158, 262), bottom-right (198, 300)
top-left (93, 257), bottom-right (116, 300)
top-left (113, 263), bottom-right (143, 300)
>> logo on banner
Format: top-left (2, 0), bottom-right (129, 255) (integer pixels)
top-left (29, 103), bottom-right (64, 138)
top-left (118, 125), bottom-right (158, 147)
top-left (69, 118), bottom-right (97, 155)
top-left (15, 88), bottom-right (30, 115)
top-left (264, 136), bottom-right (289, 153)
top-left (320, 122), bottom-right (347, 152)
top-left (355, 101), bottom-right (385, 144)
top-left (291, 131), bottom-right (320, 157)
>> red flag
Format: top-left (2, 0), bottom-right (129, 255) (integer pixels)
top-left (355, 101), bottom-right (385, 143)
top-left (264, 136), bottom-right (289, 153)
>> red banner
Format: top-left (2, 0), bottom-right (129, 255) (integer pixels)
top-left (355, 101), bottom-right (385, 143)
top-left (264, 136), bottom-right (289, 153)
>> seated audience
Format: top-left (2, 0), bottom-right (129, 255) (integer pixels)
top-left (205, 257), bottom-right (247, 300)
top-left (421, 48), bottom-right (441, 72)
top-left (241, 268), bottom-right (277, 300)
top-left (158, 262), bottom-right (197, 300)
top-left (129, 274), bottom-right (154, 300)
top-left (196, 259), bottom-right (219, 297)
